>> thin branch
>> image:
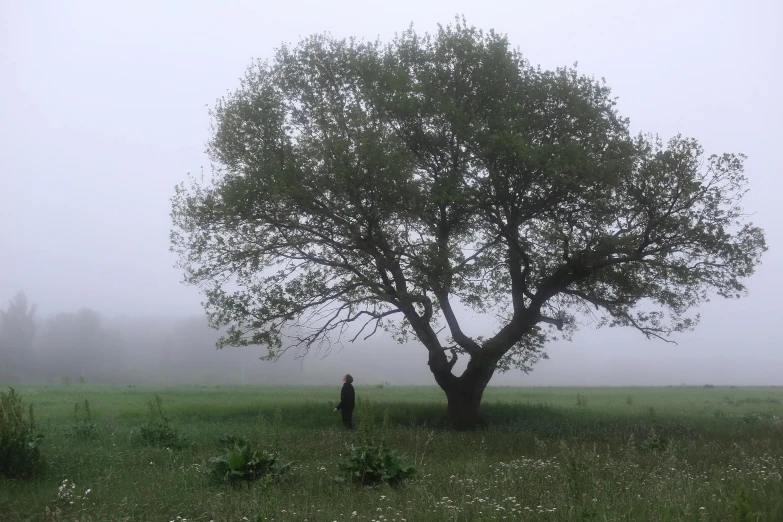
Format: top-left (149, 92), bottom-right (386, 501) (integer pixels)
top-left (349, 309), bottom-right (403, 342)
top-left (562, 289), bottom-right (677, 344)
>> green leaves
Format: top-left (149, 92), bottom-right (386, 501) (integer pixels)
top-left (336, 442), bottom-right (416, 487)
top-left (210, 436), bottom-right (291, 486)
top-left (171, 18), bottom-right (766, 385)
top-left (227, 447), bottom-right (247, 470)
top-left (335, 399), bottom-right (415, 486)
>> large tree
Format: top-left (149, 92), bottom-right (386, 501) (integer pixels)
top-left (171, 21), bottom-right (766, 427)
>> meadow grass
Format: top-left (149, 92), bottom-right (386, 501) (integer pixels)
top-left (1, 384), bottom-right (782, 521)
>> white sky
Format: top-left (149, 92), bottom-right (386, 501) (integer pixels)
top-left (1, 0), bottom-right (781, 384)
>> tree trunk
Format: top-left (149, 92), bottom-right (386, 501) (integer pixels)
top-left (445, 385), bottom-right (485, 429)
top-left (438, 360), bottom-right (496, 430)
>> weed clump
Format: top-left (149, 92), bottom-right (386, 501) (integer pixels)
top-left (72, 399), bottom-right (98, 438)
top-left (336, 398), bottom-right (416, 487)
top-left (732, 485), bottom-right (761, 521)
top-left (137, 394), bottom-right (188, 448)
top-left (210, 435), bottom-right (290, 486)
top-left (210, 408), bottom-right (291, 486)
top-left (643, 426), bottom-right (670, 452)
top-left (0, 387), bottom-right (44, 478)
top-left (642, 407), bottom-right (670, 452)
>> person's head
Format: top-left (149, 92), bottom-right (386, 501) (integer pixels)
top-left (343, 374), bottom-right (353, 384)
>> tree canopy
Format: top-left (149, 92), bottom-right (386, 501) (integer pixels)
top-left (171, 20), bottom-right (766, 426)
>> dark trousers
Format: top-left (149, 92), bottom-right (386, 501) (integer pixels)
top-left (341, 406), bottom-right (354, 430)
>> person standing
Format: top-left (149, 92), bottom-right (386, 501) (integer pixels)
top-left (332, 374), bottom-right (355, 430)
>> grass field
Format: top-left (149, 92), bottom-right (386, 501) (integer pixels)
top-left (2, 384), bottom-right (783, 521)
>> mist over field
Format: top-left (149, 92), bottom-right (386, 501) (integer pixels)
top-left (1, 301), bottom-right (780, 387)
top-left (2, 0), bottom-right (781, 388)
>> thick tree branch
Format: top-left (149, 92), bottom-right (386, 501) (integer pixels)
top-left (538, 314), bottom-right (564, 330)
top-left (435, 290), bottom-right (481, 357)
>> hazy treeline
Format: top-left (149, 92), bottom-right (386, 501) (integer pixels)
top-left (0, 291), bottom-right (320, 385)
top-left (3, 290), bottom-right (782, 387)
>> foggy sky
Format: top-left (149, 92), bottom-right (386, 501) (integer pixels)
top-left (1, 0), bottom-right (781, 385)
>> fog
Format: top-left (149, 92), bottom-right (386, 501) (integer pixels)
top-left (1, 1), bottom-right (781, 387)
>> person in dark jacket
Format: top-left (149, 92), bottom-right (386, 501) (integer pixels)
top-left (332, 374), bottom-right (355, 430)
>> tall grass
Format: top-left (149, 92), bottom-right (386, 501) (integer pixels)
top-left (1, 384), bottom-right (782, 521)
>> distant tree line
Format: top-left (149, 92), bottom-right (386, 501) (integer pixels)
top-left (0, 291), bottom-right (291, 385)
